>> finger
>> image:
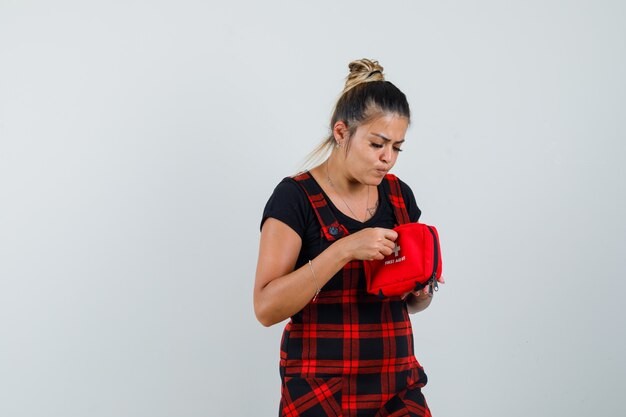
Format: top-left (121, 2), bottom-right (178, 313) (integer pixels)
top-left (374, 228), bottom-right (396, 240)
top-left (383, 229), bottom-right (398, 241)
top-left (380, 239), bottom-right (396, 250)
top-left (379, 245), bottom-right (393, 256)
top-left (372, 252), bottom-right (385, 261)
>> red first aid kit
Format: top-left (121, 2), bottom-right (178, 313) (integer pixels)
top-left (363, 222), bottom-right (443, 298)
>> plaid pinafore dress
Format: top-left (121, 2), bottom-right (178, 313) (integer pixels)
top-left (278, 172), bottom-right (432, 417)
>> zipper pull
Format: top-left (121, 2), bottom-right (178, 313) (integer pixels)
top-left (431, 274), bottom-right (439, 292)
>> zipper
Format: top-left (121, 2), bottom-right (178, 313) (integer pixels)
top-left (427, 226), bottom-right (439, 293)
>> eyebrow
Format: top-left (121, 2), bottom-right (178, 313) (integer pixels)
top-left (371, 133), bottom-right (405, 143)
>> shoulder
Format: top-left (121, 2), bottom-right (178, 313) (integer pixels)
top-left (397, 177), bottom-right (416, 200)
top-left (260, 175), bottom-right (313, 236)
top-left (383, 173), bottom-right (415, 199)
top-left (272, 176), bottom-right (308, 200)
top-left (385, 174), bottom-right (421, 222)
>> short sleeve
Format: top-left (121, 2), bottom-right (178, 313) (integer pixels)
top-left (260, 177), bottom-right (312, 239)
top-left (399, 179), bottom-right (422, 223)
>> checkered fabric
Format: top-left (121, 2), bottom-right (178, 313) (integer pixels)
top-left (278, 172), bottom-right (431, 417)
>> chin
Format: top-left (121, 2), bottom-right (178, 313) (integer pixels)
top-left (368, 174), bottom-right (386, 186)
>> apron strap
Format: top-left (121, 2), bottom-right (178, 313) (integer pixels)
top-left (382, 173), bottom-right (411, 225)
top-left (292, 171), bottom-right (349, 242)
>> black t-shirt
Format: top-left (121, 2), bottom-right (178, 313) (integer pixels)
top-left (261, 174), bottom-right (421, 270)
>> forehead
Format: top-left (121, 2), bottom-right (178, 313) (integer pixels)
top-left (358, 114), bottom-right (409, 141)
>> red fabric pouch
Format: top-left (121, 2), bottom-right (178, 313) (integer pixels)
top-left (363, 223), bottom-right (443, 298)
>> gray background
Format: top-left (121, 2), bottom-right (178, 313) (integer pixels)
top-left (1, 1), bottom-right (625, 416)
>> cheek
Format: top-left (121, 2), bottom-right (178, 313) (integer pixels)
top-left (349, 144), bottom-right (373, 163)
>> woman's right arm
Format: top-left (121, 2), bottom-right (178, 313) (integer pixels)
top-left (253, 218), bottom-right (397, 327)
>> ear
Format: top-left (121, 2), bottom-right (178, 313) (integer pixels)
top-left (332, 121), bottom-right (349, 146)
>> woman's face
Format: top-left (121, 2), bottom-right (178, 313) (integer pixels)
top-left (338, 113), bottom-right (409, 185)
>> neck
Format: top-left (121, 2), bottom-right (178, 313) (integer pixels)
top-left (322, 154), bottom-right (378, 223)
top-left (325, 154), bottom-right (366, 195)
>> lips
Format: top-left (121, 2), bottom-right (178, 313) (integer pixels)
top-left (375, 168), bottom-right (388, 176)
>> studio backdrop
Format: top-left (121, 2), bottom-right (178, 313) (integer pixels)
top-left (1, 1), bottom-right (624, 416)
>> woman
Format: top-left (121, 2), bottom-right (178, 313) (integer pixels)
top-left (255, 59), bottom-right (435, 417)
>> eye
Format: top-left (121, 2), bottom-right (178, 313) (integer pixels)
top-left (371, 142), bottom-right (403, 152)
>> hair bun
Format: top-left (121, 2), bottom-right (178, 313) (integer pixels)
top-left (343, 58), bottom-right (385, 94)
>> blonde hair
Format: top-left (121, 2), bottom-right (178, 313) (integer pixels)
top-left (303, 58), bottom-right (409, 169)
top-left (344, 59), bottom-right (385, 94)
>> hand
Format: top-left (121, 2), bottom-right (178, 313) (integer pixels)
top-left (341, 227), bottom-right (398, 261)
top-left (401, 276), bottom-right (445, 300)
top-left (402, 286), bottom-right (432, 301)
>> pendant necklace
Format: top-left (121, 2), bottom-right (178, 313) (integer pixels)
top-left (326, 161), bottom-right (371, 222)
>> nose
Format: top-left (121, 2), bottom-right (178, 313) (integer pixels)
top-left (380, 146), bottom-right (392, 164)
